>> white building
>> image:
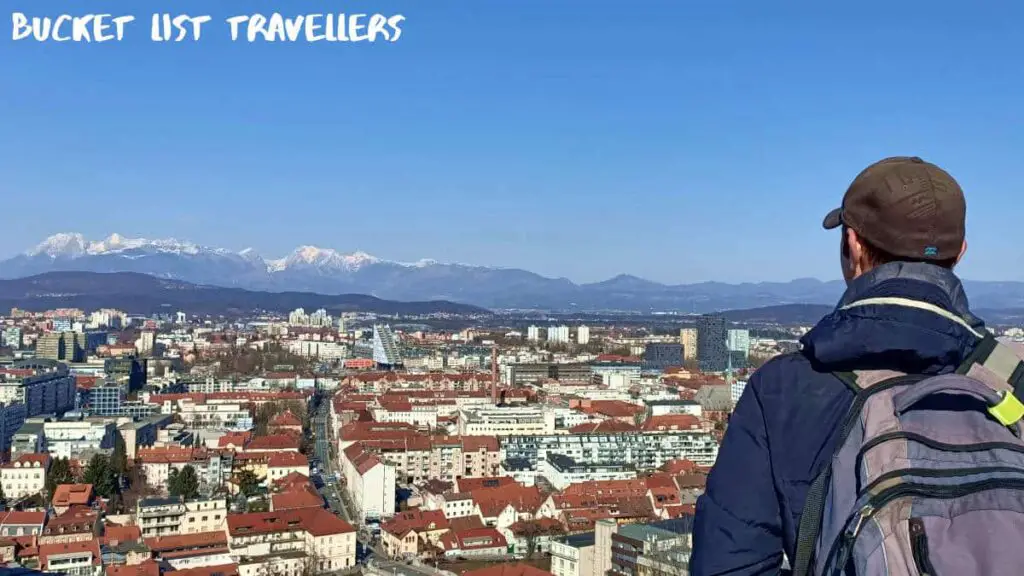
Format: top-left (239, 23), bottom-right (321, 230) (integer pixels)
top-left (727, 329), bottom-right (751, 356)
top-left (527, 326), bottom-right (541, 341)
top-left (551, 533), bottom-right (596, 576)
top-left (679, 328), bottom-right (698, 361)
top-left (541, 454), bottom-right (636, 490)
top-left (576, 326), bottom-right (591, 346)
top-left (136, 331), bottom-right (156, 355)
top-left (730, 380), bottom-right (748, 405)
top-left (136, 496), bottom-right (229, 538)
top-left (502, 429), bottom-right (719, 470)
top-left (342, 443), bottom-right (396, 522)
top-left (547, 325), bottom-right (571, 344)
top-left (458, 406), bottom-right (555, 436)
top-left (0, 453), bottom-right (49, 502)
top-left (227, 507), bottom-right (356, 576)
top-left (43, 420), bottom-right (116, 460)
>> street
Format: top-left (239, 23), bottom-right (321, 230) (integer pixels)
top-left (312, 396), bottom-right (357, 525)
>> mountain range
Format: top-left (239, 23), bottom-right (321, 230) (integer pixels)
top-left (3, 233), bottom-right (1024, 312)
top-left (0, 272), bottom-right (487, 316)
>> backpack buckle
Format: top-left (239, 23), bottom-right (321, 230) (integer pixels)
top-left (988, 390), bottom-right (1024, 426)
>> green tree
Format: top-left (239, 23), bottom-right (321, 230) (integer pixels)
top-left (46, 457), bottom-right (75, 496)
top-left (111, 434), bottom-right (128, 475)
top-left (168, 465), bottom-right (200, 500)
top-left (83, 454), bottom-right (119, 498)
top-left (236, 469), bottom-right (261, 497)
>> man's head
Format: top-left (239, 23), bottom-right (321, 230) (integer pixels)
top-left (823, 156), bottom-right (968, 283)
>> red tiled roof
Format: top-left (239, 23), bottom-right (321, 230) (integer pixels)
top-left (247, 433), bottom-right (301, 451)
top-left (107, 559), bottom-right (160, 576)
top-left (39, 539), bottom-right (101, 569)
top-left (569, 420), bottom-right (639, 434)
top-left (145, 531), bottom-right (228, 553)
top-left (271, 484), bottom-right (323, 512)
top-left (456, 477), bottom-right (515, 493)
top-left (52, 484), bottom-right (93, 507)
top-left (471, 485), bottom-right (544, 517)
top-left (272, 472), bottom-right (313, 491)
top-left (137, 446), bottom-right (203, 464)
top-left (343, 443), bottom-right (383, 476)
top-left (437, 527), bottom-right (507, 552)
top-left (270, 411), bottom-right (302, 427)
top-left (166, 564), bottom-right (240, 576)
top-left (460, 436), bottom-right (499, 452)
top-left (586, 400), bottom-right (644, 418)
top-left (227, 508), bottom-right (354, 538)
top-left (2, 453), bottom-right (50, 469)
top-left (268, 451), bottom-right (308, 468)
top-left (218, 432), bottom-right (252, 449)
top-left (1, 511), bottom-right (46, 527)
top-left (643, 414), bottom-right (701, 432)
top-left (101, 523), bottom-right (141, 546)
top-left (463, 563), bottom-right (553, 576)
top-left (382, 509), bottom-right (447, 539)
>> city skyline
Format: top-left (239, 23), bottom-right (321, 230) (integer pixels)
top-left (4, 1), bottom-right (1023, 283)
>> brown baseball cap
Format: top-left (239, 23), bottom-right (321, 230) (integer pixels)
top-left (823, 156), bottom-right (966, 261)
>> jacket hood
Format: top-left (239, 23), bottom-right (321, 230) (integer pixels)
top-left (800, 262), bottom-right (984, 375)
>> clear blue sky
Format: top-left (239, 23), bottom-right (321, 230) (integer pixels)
top-left (2, 0), bottom-right (1022, 284)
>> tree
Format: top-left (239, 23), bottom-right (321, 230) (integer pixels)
top-left (46, 457), bottom-right (75, 496)
top-left (236, 469), bottom-right (261, 498)
top-left (83, 454), bottom-right (119, 498)
top-left (111, 434), bottom-right (128, 475)
top-left (168, 465), bottom-right (200, 500)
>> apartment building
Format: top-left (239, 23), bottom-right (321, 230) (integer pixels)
top-left (501, 430), bottom-right (719, 471)
top-left (227, 508), bottom-right (356, 576)
top-left (0, 359), bottom-right (75, 417)
top-left (551, 533), bottom-right (596, 576)
top-left (342, 443), bottom-right (396, 522)
top-left (0, 453), bottom-right (49, 502)
top-left (43, 419), bottom-right (116, 460)
top-left (542, 455), bottom-right (637, 490)
top-left (458, 407), bottom-right (555, 436)
top-left (136, 496), bottom-right (228, 538)
top-left (339, 423), bottom-right (501, 485)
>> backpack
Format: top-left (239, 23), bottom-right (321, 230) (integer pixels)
top-left (791, 297), bottom-right (1024, 576)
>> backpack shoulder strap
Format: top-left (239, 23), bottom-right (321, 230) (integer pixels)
top-left (956, 333), bottom-right (1024, 426)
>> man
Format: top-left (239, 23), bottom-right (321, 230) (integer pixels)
top-left (691, 156), bottom-right (977, 575)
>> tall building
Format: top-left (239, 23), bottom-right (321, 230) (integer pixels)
top-left (527, 326), bottom-right (541, 341)
top-left (727, 329), bottom-right (751, 355)
top-left (136, 331), bottom-right (156, 355)
top-left (642, 343), bottom-right (684, 371)
top-left (36, 332), bottom-right (83, 362)
top-left (372, 324), bottom-right (403, 368)
top-left (576, 326), bottom-right (591, 345)
top-left (697, 315), bottom-right (728, 373)
top-left (547, 325), bottom-right (570, 344)
top-left (2, 327), bottom-right (22, 350)
top-left (90, 383), bottom-right (126, 416)
top-left (679, 328), bottom-right (698, 361)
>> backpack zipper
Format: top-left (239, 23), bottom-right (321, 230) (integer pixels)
top-left (826, 478), bottom-right (1024, 572)
top-left (909, 518), bottom-right (938, 576)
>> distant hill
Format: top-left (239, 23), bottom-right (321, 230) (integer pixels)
top-left (5, 233), bottom-right (1024, 312)
top-left (0, 272), bottom-right (490, 316)
top-left (720, 304), bottom-right (834, 324)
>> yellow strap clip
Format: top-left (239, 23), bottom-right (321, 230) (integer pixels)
top-left (988, 390), bottom-right (1024, 426)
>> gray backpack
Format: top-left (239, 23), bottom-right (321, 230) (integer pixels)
top-left (792, 297), bottom-right (1024, 576)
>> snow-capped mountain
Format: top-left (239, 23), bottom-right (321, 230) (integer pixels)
top-left (5, 232), bottom-right (1024, 311)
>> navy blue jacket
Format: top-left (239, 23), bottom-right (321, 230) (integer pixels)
top-left (690, 263), bottom-right (985, 575)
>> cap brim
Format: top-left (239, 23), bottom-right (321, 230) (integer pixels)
top-left (822, 208), bottom-right (843, 230)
